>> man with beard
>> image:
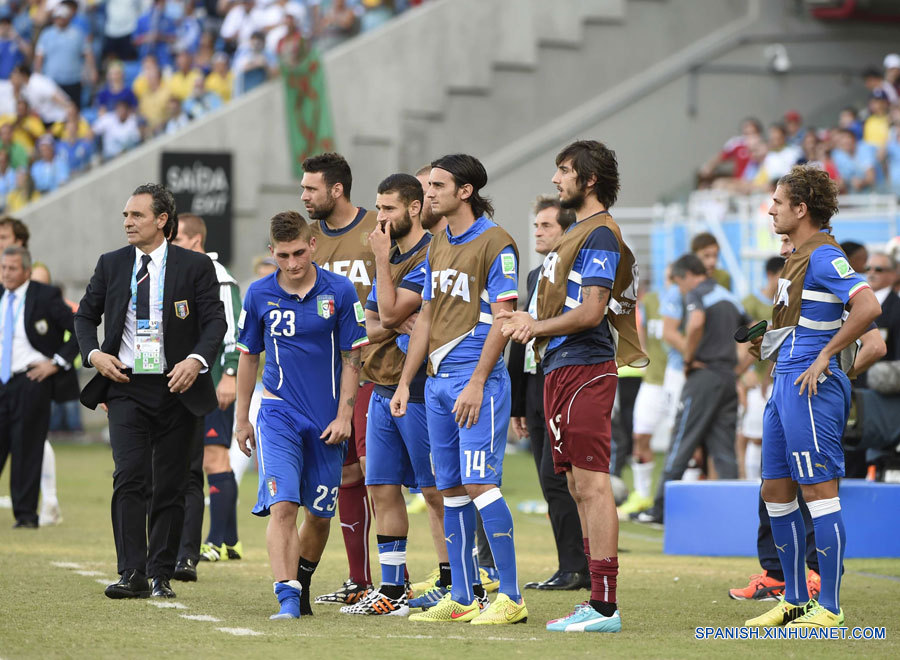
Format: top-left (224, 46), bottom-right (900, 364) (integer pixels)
top-left (302, 153), bottom-right (378, 608)
top-left (500, 140), bottom-right (646, 633)
top-left (340, 173), bottom-right (444, 616)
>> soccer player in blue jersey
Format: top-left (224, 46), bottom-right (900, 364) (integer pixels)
top-left (234, 211), bottom-right (368, 620)
top-left (391, 154), bottom-right (526, 624)
top-left (747, 165), bottom-right (881, 629)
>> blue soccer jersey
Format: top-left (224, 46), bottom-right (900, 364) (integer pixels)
top-left (775, 241), bottom-right (870, 374)
top-left (542, 225), bottom-right (620, 372)
top-left (237, 266), bottom-right (368, 430)
top-left (660, 283), bottom-right (685, 371)
top-left (422, 216), bottom-right (518, 368)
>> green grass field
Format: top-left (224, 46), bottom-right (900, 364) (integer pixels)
top-left (1, 441), bottom-right (897, 659)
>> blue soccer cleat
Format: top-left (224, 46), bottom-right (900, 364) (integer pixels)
top-left (409, 584), bottom-right (450, 610)
top-left (270, 581), bottom-right (302, 620)
top-left (546, 604), bottom-right (622, 633)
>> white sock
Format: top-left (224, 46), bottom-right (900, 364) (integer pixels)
top-left (745, 442), bottom-right (762, 482)
top-left (40, 440), bottom-right (58, 509)
top-left (682, 467), bottom-right (702, 482)
top-left (631, 460), bottom-right (654, 499)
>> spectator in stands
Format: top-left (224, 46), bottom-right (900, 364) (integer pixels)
top-left (50, 105), bottom-right (92, 141)
top-left (102, 0), bottom-right (142, 63)
top-left (133, 0), bottom-right (178, 69)
top-left (783, 110), bottom-right (805, 147)
top-left (315, 0), bottom-right (360, 51)
top-left (885, 53), bottom-right (900, 98)
top-left (0, 121), bottom-right (30, 169)
top-left (863, 66), bottom-right (898, 105)
top-left (6, 97), bottom-right (46, 152)
top-left (220, 0), bottom-right (255, 55)
top-left (884, 122), bottom-right (900, 197)
top-left (168, 48), bottom-right (204, 101)
top-left (691, 231), bottom-right (731, 290)
top-left (713, 135), bottom-right (770, 195)
top-left (760, 123), bottom-right (802, 183)
top-left (91, 99), bottom-right (140, 160)
top-left (193, 30), bottom-right (217, 74)
top-left (137, 62), bottom-right (171, 136)
top-left (9, 64), bottom-right (73, 126)
top-left (30, 134), bottom-right (70, 194)
top-left (361, 0), bottom-right (394, 32)
top-left (163, 96), bottom-right (190, 134)
top-left (840, 240), bottom-right (869, 276)
top-left (204, 52), bottom-right (233, 103)
top-left (0, 148), bottom-right (16, 211)
top-left (698, 117), bottom-right (764, 186)
top-left (838, 106), bottom-right (863, 141)
top-left (0, 14), bottom-right (30, 79)
top-left (95, 61), bottom-right (139, 113)
top-left (636, 254), bottom-right (748, 526)
top-left (131, 54), bottom-right (160, 99)
top-left (183, 76), bottom-right (222, 120)
top-left (832, 128), bottom-right (878, 192)
top-left (867, 252), bottom-right (900, 361)
top-left (6, 167), bottom-right (39, 212)
top-left (232, 31), bottom-right (277, 96)
top-left (863, 89), bottom-right (891, 149)
top-left (175, 1), bottom-right (204, 56)
top-left (56, 116), bottom-right (94, 174)
top-left (34, 1), bottom-right (96, 109)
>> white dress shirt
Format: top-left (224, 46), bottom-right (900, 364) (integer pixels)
top-left (88, 241), bottom-right (207, 373)
top-left (874, 287), bottom-right (891, 306)
top-left (0, 281), bottom-right (47, 374)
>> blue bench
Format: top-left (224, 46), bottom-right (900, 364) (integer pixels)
top-left (663, 479), bottom-right (900, 558)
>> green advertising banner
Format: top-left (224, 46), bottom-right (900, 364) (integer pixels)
top-left (282, 49), bottom-right (336, 179)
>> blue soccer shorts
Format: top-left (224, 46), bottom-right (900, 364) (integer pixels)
top-left (365, 392), bottom-right (435, 489)
top-left (761, 369), bottom-right (849, 485)
top-left (252, 398), bottom-right (347, 519)
top-left (425, 363), bottom-right (511, 491)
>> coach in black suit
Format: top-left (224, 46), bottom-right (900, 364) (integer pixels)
top-left (75, 183), bottom-right (225, 599)
top-left (507, 198), bottom-right (588, 591)
top-left (0, 246), bottom-right (78, 528)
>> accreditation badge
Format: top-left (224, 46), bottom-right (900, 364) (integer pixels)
top-left (134, 320), bottom-right (164, 374)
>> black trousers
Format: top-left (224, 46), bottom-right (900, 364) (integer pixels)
top-left (610, 376), bottom-right (642, 476)
top-left (107, 375), bottom-right (200, 579)
top-left (0, 373), bottom-right (51, 525)
top-left (178, 420), bottom-right (206, 563)
top-left (527, 374), bottom-right (586, 573)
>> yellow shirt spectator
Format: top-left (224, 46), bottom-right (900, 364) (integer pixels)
top-left (51, 116), bottom-right (92, 140)
top-left (863, 114), bottom-right (890, 148)
top-left (6, 189), bottom-right (40, 212)
top-left (205, 71), bottom-right (233, 103)
top-left (0, 113), bottom-right (46, 152)
top-left (168, 70), bottom-right (203, 101)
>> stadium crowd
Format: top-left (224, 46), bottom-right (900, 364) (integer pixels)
top-left (698, 52), bottom-right (900, 197)
top-left (0, 0), bottom-right (427, 212)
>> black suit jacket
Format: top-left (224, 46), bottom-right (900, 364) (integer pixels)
top-left (508, 266), bottom-right (544, 419)
top-left (74, 243), bottom-right (226, 417)
top-left (0, 280), bottom-right (79, 402)
top-left (877, 291), bottom-right (900, 362)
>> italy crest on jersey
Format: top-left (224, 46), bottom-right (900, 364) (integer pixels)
top-left (317, 295), bottom-right (335, 319)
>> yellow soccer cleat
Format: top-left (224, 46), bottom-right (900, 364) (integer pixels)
top-left (470, 593), bottom-right (528, 625)
top-left (745, 597), bottom-right (813, 627)
top-left (616, 492), bottom-right (653, 520)
top-left (479, 567), bottom-right (500, 593)
top-left (411, 567), bottom-right (440, 595)
top-left (406, 493), bottom-right (428, 514)
top-left (786, 602), bottom-right (844, 628)
top-left (408, 593), bottom-right (479, 622)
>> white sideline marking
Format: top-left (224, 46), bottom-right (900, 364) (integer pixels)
top-left (180, 614), bottom-right (222, 622)
top-left (74, 570), bottom-right (104, 577)
top-left (51, 561), bottom-right (85, 569)
top-left (216, 627), bottom-right (263, 636)
top-left (94, 579), bottom-right (111, 586)
top-left (148, 601), bottom-right (188, 610)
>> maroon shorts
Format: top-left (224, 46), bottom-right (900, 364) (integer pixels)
top-left (543, 361), bottom-right (617, 474)
top-left (344, 382), bottom-right (375, 465)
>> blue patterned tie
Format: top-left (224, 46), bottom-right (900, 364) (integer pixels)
top-left (1, 292), bottom-right (15, 384)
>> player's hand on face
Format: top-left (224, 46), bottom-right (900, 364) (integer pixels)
top-left (795, 353), bottom-right (832, 397)
top-left (235, 420), bottom-right (255, 457)
top-left (320, 417), bottom-right (351, 445)
top-left (368, 220), bottom-right (392, 258)
top-left (398, 312), bottom-right (418, 336)
top-left (167, 357), bottom-right (203, 393)
top-left (390, 382), bottom-right (409, 418)
top-left (452, 381), bottom-right (483, 429)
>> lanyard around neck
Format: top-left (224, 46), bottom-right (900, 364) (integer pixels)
top-left (131, 244), bottom-right (168, 314)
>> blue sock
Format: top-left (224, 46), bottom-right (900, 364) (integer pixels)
top-left (207, 471), bottom-right (238, 546)
top-left (808, 497), bottom-right (845, 614)
top-left (443, 496), bottom-right (477, 605)
top-left (766, 499), bottom-right (808, 606)
top-left (474, 489), bottom-right (520, 602)
top-left (377, 535), bottom-right (407, 586)
top-left (272, 580), bottom-right (301, 619)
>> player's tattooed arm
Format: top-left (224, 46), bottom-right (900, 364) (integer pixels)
top-left (501, 284), bottom-right (610, 342)
top-left (321, 349), bottom-right (360, 444)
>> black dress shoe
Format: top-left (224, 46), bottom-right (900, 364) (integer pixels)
top-left (537, 570), bottom-right (591, 591)
top-left (13, 519), bottom-right (39, 529)
top-left (151, 577), bottom-right (176, 598)
top-left (524, 570), bottom-right (561, 590)
top-left (105, 570), bottom-right (151, 599)
top-left (173, 558), bottom-right (197, 582)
